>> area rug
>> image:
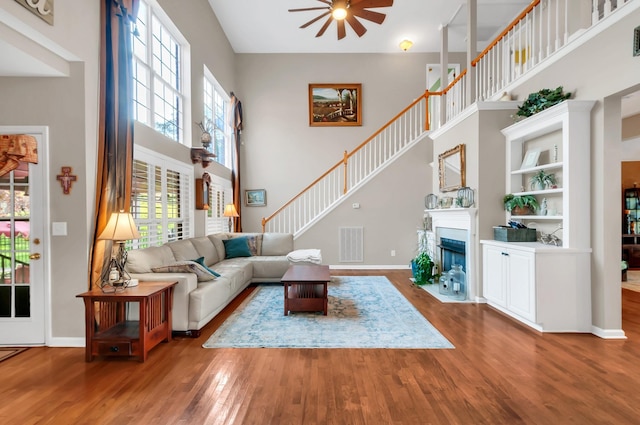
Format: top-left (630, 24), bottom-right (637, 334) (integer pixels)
top-left (0, 347), bottom-right (27, 363)
top-left (203, 276), bottom-right (453, 349)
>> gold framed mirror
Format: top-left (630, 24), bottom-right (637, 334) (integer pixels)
top-left (439, 144), bottom-right (466, 192)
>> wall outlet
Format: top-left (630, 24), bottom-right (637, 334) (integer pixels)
top-left (352, 203), bottom-right (360, 209)
top-left (391, 250), bottom-right (396, 257)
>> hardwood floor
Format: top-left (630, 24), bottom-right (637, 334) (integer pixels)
top-left (2, 270), bottom-right (640, 424)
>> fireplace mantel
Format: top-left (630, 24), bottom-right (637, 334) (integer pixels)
top-left (424, 208), bottom-right (484, 303)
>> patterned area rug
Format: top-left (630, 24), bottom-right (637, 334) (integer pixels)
top-left (203, 276), bottom-right (453, 349)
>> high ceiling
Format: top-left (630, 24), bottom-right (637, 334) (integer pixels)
top-left (207, 0), bottom-right (532, 54)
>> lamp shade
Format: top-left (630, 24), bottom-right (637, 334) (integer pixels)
top-left (223, 203), bottom-right (239, 217)
top-left (98, 211), bottom-right (141, 242)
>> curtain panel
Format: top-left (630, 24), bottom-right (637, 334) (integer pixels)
top-left (89, 0), bottom-right (139, 289)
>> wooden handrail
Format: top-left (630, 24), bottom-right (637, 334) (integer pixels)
top-left (262, 92), bottom-right (429, 231)
top-left (471, 0), bottom-right (541, 66)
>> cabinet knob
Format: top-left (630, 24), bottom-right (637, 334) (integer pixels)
top-left (110, 346), bottom-right (119, 352)
top-left (502, 252), bottom-right (509, 256)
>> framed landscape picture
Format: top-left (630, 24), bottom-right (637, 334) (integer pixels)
top-left (309, 83), bottom-right (362, 127)
top-left (245, 189), bottom-right (266, 207)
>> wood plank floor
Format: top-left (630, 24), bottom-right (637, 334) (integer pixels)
top-left (2, 270), bottom-right (640, 424)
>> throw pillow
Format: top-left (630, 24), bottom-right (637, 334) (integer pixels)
top-left (192, 257), bottom-right (221, 277)
top-left (246, 235), bottom-right (259, 256)
top-left (151, 261), bottom-right (216, 282)
top-left (223, 236), bottom-right (252, 258)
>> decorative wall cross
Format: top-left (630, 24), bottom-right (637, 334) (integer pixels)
top-left (57, 166), bottom-right (77, 194)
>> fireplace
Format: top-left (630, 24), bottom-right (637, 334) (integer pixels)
top-left (424, 207), bottom-right (482, 302)
top-left (439, 237), bottom-right (466, 273)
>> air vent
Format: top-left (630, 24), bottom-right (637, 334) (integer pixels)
top-left (339, 227), bottom-right (364, 263)
top-left (634, 26), bottom-right (640, 57)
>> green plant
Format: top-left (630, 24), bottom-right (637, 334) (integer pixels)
top-left (503, 194), bottom-right (539, 212)
top-left (516, 86), bottom-right (571, 118)
top-left (411, 251), bottom-right (434, 285)
top-left (529, 169), bottom-right (557, 190)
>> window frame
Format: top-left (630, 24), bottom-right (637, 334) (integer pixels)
top-left (203, 67), bottom-right (232, 168)
top-left (133, 0), bottom-right (192, 145)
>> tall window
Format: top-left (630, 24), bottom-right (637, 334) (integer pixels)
top-left (130, 146), bottom-right (193, 248)
top-left (203, 69), bottom-right (232, 167)
top-left (133, 0), bottom-right (188, 143)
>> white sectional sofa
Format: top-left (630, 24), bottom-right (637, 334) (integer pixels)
top-left (124, 232), bottom-right (293, 336)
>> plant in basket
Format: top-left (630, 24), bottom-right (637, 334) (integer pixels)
top-left (503, 194), bottom-right (539, 215)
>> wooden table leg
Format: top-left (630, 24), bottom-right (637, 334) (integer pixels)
top-left (83, 299), bottom-right (94, 362)
top-left (323, 282), bottom-right (328, 316)
top-left (139, 298), bottom-right (147, 362)
top-left (284, 283), bottom-right (289, 316)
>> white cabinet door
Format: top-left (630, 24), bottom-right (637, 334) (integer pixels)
top-left (483, 244), bottom-right (507, 307)
top-left (506, 249), bottom-right (536, 322)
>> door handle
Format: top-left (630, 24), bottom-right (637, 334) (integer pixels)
top-left (29, 253), bottom-right (41, 260)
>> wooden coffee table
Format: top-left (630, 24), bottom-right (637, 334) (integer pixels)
top-left (282, 264), bottom-right (330, 316)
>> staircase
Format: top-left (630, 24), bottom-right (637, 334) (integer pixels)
top-left (262, 94), bottom-right (430, 236)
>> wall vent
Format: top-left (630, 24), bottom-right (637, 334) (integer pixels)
top-left (339, 227), bottom-right (364, 263)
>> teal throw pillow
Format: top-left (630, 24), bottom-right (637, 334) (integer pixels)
top-left (223, 236), bottom-right (252, 259)
top-left (192, 257), bottom-right (221, 277)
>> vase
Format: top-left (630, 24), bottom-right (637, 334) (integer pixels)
top-left (448, 264), bottom-right (466, 300)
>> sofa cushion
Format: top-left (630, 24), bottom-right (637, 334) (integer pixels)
top-left (208, 234), bottom-right (228, 261)
top-left (228, 233), bottom-right (263, 255)
top-left (125, 245), bottom-right (175, 273)
top-left (166, 240), bottom-right (200, 262)
top-left (262, 233), bottom-right (294, 255)
top-left (151, 261), bottom-right (216, 282)
top-left (223, 237), bottom-right (252, 258)
top-left (190, 236), bottom-right (220, 265)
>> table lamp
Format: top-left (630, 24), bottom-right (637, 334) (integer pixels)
top-left (98, 211), bottom-right (141, 289)
top-left (223, 203), bottom-right (239, 233)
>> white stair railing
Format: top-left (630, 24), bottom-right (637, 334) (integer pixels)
top-left (262, 95), bottom-right (429, 236)
top-left (428, 0), bottom-right (633, 131)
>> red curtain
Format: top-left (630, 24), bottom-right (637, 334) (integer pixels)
top-left (89, 0), bottom-right (139, 289)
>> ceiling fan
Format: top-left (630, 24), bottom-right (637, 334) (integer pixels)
top-left (288, 0), bottom-right (394, 40)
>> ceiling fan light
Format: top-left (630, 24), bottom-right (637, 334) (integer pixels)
top-left (399, 39), bottom-right (414, 51)
top-left (332, 7), bottom-right (348, 20)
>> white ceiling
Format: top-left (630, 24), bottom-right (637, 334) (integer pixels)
top-left (207, 0), bottom-right (532, 54)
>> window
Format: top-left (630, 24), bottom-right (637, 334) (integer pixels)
top-left (130, 146), bottom-right (193, 248)
top-left (133, 0), bottom-right (190, 143)
top-left (203, 69), bottom-right (232, 167)
top-left (206, 175), bottom-right (233, 234)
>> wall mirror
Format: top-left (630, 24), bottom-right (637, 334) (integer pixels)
top-left (439, 143), bottom-right (466, 192)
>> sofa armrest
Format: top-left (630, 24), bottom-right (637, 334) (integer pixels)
top-left (129, 272), bottom-right (198, 332)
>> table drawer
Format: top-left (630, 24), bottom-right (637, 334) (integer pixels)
top-left (95, 341), bottom-right (132, 357)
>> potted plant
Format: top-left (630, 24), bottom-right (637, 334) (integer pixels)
top-left (503, 194), bottom-right (539, 215)
top-left (529, 169), bottom-right (557, 190)
top-left (515, 86), bottom-right (572, 119)
top-left (411, 251), bottom-right (434, 285)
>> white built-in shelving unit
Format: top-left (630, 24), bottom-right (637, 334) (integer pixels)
top-left (481, 100), bottom-right (595, 333)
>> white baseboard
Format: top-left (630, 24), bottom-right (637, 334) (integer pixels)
top-left (47, 337), bottom-right (85, 347)
top-left (329, 265), bottom-right (409, 270)
top-left (590, 326), bottom-right (627, 339)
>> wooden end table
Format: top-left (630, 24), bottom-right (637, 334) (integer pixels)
top-left (282, 265), bottom-right (330, 316)
top-left (76, 281), bottom-right (177, 362)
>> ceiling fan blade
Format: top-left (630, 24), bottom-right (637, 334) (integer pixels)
top-left (350, 8), bottom-right (386, 25)
top-left (288, 6), bottom-right (330, 12)
top-left (350, 0), bottom-right (393, 8)
top-left (300, 11), bottom-right (331, 29)
top-left (337, 19), bottom-right (346, 40)
top-left (345, 15), bottom-right (367, 38)
top-left (315, 15), bottom-right (334, 38)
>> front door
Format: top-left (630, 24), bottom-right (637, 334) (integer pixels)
top-left (0, 128), bottom-right (46, 345)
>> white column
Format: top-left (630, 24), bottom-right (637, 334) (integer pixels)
top-left (466, 0), bottom-right (477, 107)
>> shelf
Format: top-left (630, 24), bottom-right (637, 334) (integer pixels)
top-left (512, 188), bottom-right (563, 196)
top-left (510, 215), bottom-right (563, 220)
top-left (511, 162), bottom-right (563, 175)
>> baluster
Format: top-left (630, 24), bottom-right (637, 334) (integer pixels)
top-left (604, 0), bottom-right (612, 17)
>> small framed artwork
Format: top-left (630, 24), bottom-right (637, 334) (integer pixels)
top-left (520, 148), bottom-right (541, 170)
top-left (309, 83), bottom-right (362, 127)
top-left (245, 189), bottom-right (266, 207)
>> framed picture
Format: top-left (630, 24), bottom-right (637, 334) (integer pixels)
top-left (520, 148), bottom-right (541, 170)
top-left (309, 83), bottom-right (362, 127)
top-left (245, 189), bottom-right (266, 207)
